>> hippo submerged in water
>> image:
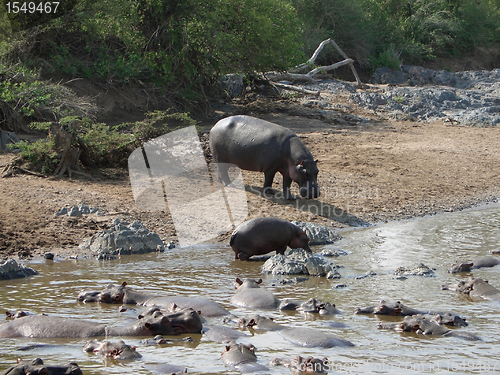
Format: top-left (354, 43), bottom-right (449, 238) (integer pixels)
top-left (1, 358), bottom-right (82, 375)
top-left (77, 281), bottom-right (229, 317)
top-left (449, 256), bottom-right (500, 273)
top-left (442, 277), bottom-right (500, 301)
top-left (230, 217), bottom-right (311, 260)
top-left (0, 308), bottom-right (202, 338)
top-left (230, 278), bottom-right (280, 309)
top-left (378, 314), bottom-right (481, 341)
top-left (83, 339), bottom-right (142, 360)
top-left (210, 115), bottom-right (320, 200)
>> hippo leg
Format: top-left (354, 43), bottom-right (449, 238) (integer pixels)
top-left (238, 252), bottom-right (250, 261)
top-left (276, 246), bottom-right (287, 255)
top-left (217, 163), bottom-right (232, 185)
top-left (263, 170), bottom-right (278, 196)
top-left (282, 175), bottom-right (295, 200)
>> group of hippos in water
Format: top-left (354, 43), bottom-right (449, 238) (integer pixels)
top-left (2, 257), bottom-right (500, 374)
top-left (2, 116), bottom-right (500, 373)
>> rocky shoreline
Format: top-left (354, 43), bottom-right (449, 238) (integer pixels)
top-left (295, 65), bottom-right (500, 126)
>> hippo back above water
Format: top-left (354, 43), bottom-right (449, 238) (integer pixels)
top-left (209, 115), bottom-right (320, 200)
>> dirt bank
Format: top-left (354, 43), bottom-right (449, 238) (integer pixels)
top-left (1, 111), bottom-right (499, 260)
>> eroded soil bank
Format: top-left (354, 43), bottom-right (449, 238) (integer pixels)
top-left (1, 114), bottom-right (499, 260)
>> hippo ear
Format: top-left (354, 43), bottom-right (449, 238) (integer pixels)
top-left (257, 278), bottom-right (263, 284)
top-left (121, 282), bottom-right (127, 288)
top-left (235, 278), bottom-right (243, 285)
top-left (315, 159), bottom-right (319, 164)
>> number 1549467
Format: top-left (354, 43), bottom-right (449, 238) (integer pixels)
top-left (6, 2), bottom-right (59, 14)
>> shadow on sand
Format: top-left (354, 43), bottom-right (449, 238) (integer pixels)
top-left (246, 186), bottom-right (370, 227)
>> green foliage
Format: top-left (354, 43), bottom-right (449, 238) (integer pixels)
top-left (131, 110), bottom-right (198, 142)
top-left (81, 122), bottom-right (135, 164)
top-left (370, 45), bottom-right (403, 71)
top-left (293, 0), bottom-right (375, 65)
top-left (361, 0), bottom-right (500, 68)
top-left (15, 110), bottom-right (197, 174)
top-left (14, 138), bottom-right (59, 174)
top-left (0, 63), bottom-right (97, 127)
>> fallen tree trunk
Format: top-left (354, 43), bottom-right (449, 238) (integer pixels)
top-left (267, 38), bottom-right (363, 88)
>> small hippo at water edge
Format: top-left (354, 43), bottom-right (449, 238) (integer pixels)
top-left (0, 358), bottom-right (82, 375)
top-left (230, 217), bottom-right (311, 260)
top-left (210, 115), bottom-right (320, 200)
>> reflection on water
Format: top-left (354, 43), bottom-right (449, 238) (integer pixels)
top-left (1, 203), bottom-right (500, 374)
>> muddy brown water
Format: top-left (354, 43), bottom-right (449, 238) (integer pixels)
top-left (1, 203), bottom-right (500, 374)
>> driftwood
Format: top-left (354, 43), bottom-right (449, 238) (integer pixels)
top-left (266, 38), bottom-right (363, 90)
top-left (50, 123), bottom-right (92, 179)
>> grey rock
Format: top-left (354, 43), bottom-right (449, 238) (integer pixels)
top-left (79, 204), bottom-right (91, 215)
top-left (220, 74), bottom-right (244, 97)
top-left (67, 205), bottom-right (82, 217)
top-left (362, 66), bottom-right (500, 126)
top-left (394, 263), bottom-right (435, 277)
top-left (0, 130), bottom-right (20, 151)
top-left (320, 248), bottom-right (348, 257)
top-left (79, 219), bottom-right (165, 257)
top-left (54, 207), bottom-right (68, 216)
top-left (262, 248), bottom-right (338, 277)
top-left (290, 222), bottom-right (340, 245)
top-left (0, 259), bottom-right (38, 280)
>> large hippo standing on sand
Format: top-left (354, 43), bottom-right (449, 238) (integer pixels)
top-left (209, 115), bottom-right (320, 200)
top-left (230, 217), bottom-right (311, 260)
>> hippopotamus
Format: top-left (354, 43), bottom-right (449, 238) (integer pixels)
top-left (230, 278), bottom-right (280, 309)
top-left (378, 314), bottom-right (481, 341)
top-left (354, 301), bottom-right (427, 316)
top-left (1, 358), bottom-right (82, 375)
top-left (238, 315), bottom-right (284, 331)
top-left (297, 298), bottom-right (341, 315)
top-left (280, 327), bottom-right (354, 348)
top-left (77, 281), bottom-right (229, 317)
top-left (203, 324), bottom-right (248, 343)
top-left (142, 364), bottom-right (188, 374)
top-left (220, 341), bottom-right (257, 366)
top-left (5, 310), bottom-right (38, 319)
top-left (279, 298), bottom-right (340, 315)
top-left (354, 301), bottom-right (467, 326)
top-left (230, 217), bottom-right (311, 260)
top-left (209, 115), bottom-right (320, 200)
top-left (449, 256), bottom-right (500, 273)
top-left (270, 356), bottom-right (330, 374)
top-left (442, 277), bottom-right (500, 301)
top-left (220, 341), bottom-right (269, 372)
top-left (83, 340), bottom-right (142, 360)
top-left (0, 308), bottom-right (202, 338)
